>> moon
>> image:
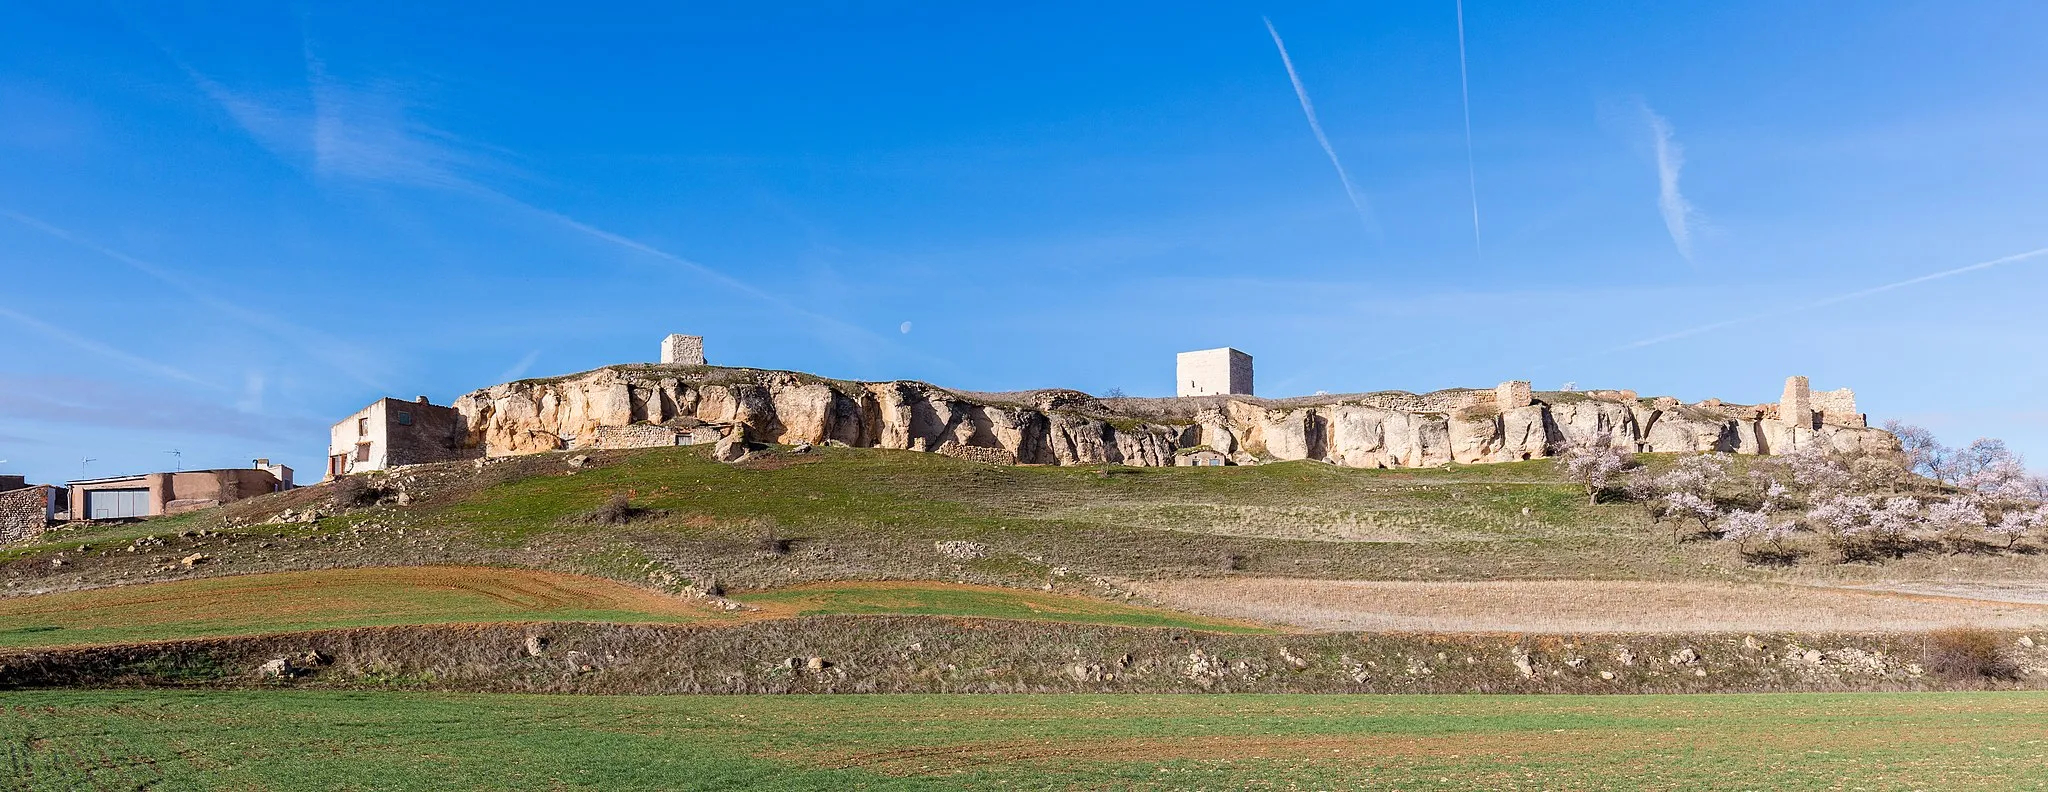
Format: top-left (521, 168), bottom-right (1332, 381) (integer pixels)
top-left (899, 321), bottom-right (913, 334)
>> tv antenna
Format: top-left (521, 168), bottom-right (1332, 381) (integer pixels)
top-left (165, 450), bottom-right (184, 470)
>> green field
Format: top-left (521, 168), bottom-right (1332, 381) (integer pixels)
top-left (0, 567), bottom-right (1252, 649)
top-left (733, 581), bottom-right (1268, 633)
top-left (3, 690), bottom-right (2044, 790)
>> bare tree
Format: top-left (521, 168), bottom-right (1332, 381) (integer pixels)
top-left (1884, 420), bottom-right (1951, 482)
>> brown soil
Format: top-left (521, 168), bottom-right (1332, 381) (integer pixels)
top-left (1129, 577), bottom-right (2048, 633)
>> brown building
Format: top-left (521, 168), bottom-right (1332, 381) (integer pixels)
top-left (327, 397), bottom-right (469, 480)
top-left (0, 477), bottom-right (63, 545)
top-left (67, 465), bottom-right (289, 521)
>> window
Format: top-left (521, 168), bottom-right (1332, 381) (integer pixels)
top-left (357, 417), bottom-right (369, 437)
top-left (355, 443), bottom-right (371, 463)
top-left (396, 411), bottom-right (413, 426)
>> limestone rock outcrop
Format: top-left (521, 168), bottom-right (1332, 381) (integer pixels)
top-left (449, 365), bottom-right (1901, 470)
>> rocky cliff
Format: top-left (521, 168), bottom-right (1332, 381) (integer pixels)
top-left (450, 365), bottom-right (1900, 468)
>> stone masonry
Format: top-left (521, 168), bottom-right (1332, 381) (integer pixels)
top-left (1176, 347), bottom-right (1253, 397)
top-left (1812, 388), bottom-right (1864, 427)
top-left (1495, 380), bottom-right (1532, 410)
top-left (0, 485), bottom-right (55, 545)
top-left (1780, 376), bottom-right (1814, 429)
top-left (660, 334), bottom-right (705, 366)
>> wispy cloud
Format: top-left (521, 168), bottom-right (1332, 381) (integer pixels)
top-left (0, 374), bottom-right (313, 445)
top-left (182, 46), bottom-right (907, 359)
top-left (0, 305), bottom-right (215, 389)
top-left (1614, 246), bottom-right (2048, 352)
top-left (1263, 17), bottom-right (1376, 236)
top-left (496, 348), bottom-right (543, 382)
top-left (1454, 0), bottom-right (1482, 257)
top-left (1642, 103), bottom-right (1697, 259)
top-left (0, 209), bottom-right (394, 391)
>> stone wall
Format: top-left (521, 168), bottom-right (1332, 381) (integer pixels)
top-left (592, 424), bottom-right (681, 450)
top-left (1812, 388), bottom-right (1864, 427)
top-left (937, 442), bottom-right (1020, 466)
top-left (0, 485), bottom-right (54, 545)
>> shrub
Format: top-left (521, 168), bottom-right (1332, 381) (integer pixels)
top-left (755, 527), bottom-right (792, 556)
top-left (1921, 627), bottom-right (2018, 681)
top-left (561, 494), bottom-right (648, 527)
top-left (330, 476), bottom-right (382, 509)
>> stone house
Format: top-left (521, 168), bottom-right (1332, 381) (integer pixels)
top-left (66, 466), bottom-right (289, 521)
top-left (327, 397), bottom-right (470, 479)
top-left (0, 476), bottom-right (63, 544)
top-left (1176, 448), bottom-right (1230, 467)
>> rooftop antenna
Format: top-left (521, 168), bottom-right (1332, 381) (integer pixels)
top-left (165, 450), bottom-right (183, 471)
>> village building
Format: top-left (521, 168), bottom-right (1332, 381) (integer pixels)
top-left (327, 397), bottom-right (469, 480)
top-left (66, 464), bottom-right (291, 521)
top-left (1175, 448), bottom-right (1230, 467)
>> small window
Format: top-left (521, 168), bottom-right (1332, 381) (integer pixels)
top-left (355, 443), bottom-right (371, 462)
top-left (357, 417), bottom-right (369, 436)
top-left (396, 411), bottom-right (413, 426)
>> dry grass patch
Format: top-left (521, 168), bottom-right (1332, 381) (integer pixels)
top-left (1130, 577), bottom-right (2048, 633)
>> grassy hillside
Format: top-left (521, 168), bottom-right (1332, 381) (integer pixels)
top-left (7, 690), bottom-right (2047, 790)
top-left (7, 443), bottom-right (2046, 606)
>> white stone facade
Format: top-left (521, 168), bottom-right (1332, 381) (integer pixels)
top-left (1176, 347), bottom-right (1253, 397)
top-left (661, 334), bottom-right (705, 365)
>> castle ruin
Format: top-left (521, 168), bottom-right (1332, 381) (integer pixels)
top-left (1777, 375), bottom-right (1864, 429)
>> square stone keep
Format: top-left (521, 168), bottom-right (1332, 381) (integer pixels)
top-left (1177, 348), bottom-right (1253, 397)
top-left (661, 334), bottom-right (705, 365)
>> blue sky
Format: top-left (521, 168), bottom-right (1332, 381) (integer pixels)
top-left (3, 2), bottom-right (2046, 482)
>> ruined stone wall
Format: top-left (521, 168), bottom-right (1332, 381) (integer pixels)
top-left (0, 485), bottom-right (54, 545)
top-left (592, 425), bottom-right (683, 450)
top-left (937, 442), bottom-right (1019, 466)
top-left (1352, 389), bottom-right (1489, 414)
top-left (1811, 388), bottom-right (1864, 427)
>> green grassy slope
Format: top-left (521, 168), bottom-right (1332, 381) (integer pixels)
top-left (5, 690), bottom-right (2045, 790)
top-left (9, 444), bottom-right (2047, 604)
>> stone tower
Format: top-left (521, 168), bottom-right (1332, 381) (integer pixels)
top-left (660, 334), bottom-right (705, 366)
top-left (1495, 380), bottom-right (1532, 410)
top-left (1779, 375), bottom-right (1812, 428)
top-left (1176, 348), bottom-right (1253, 397)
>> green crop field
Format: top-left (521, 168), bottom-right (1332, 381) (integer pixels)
top-left (3, 690), bottom-right (2044, 790)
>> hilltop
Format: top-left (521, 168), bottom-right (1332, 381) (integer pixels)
top-left (448, 364), bottom-right (1897, 470)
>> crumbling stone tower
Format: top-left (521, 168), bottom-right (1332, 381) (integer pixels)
top-left (1779, 375), bottom-right (1813, 429)
top-left (660, 334), bottom-right (705, 366)
top-left (1495, 380), bottom-right (1531, 409)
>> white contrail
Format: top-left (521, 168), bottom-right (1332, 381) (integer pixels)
top-left (0, 305), bottom-right (215, 388)
top-left (1264, 17), bottom-right (1376, 234)
top-left (1455, 0), bottom-right (1482, 257)
top-left (1614, 246), bottom-right (2048, 351)
top-left (1643, 104), bottom-right (1696, 260)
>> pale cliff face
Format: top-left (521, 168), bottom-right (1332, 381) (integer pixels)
top-left (450, 366), bottom-right (1902, 469)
